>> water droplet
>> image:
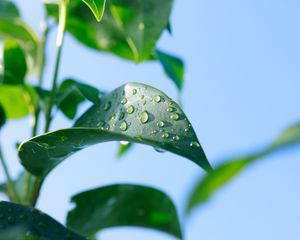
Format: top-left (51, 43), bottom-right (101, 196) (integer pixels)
top-left (173, 135), bottom-right (180, 141)
top-left (167, 107), bottom-right (175, 112)
top-left (121, 98), bottom-right (127, 105)
top-left (170, 113), bottom-right (180, 121)
top-left (127, 105), bottom-right (135, 114)
top-left (190, 141), bottom-right (200, 148)
top-left (162, 132), bottom-right (170, 139)
top-left (151, 130), bottom-right (159, 134)
top-left (140, 111), bottom-right (149, 124)
top-left (132, 89), bottom-right (137, 95)
top-left (157, 121), bottom-right (165, 128)
top-left (184, 128), bottom-right (189, 132)
top-left (141, 95), bottom-right (145, 99)
top-left (138, 22), bottom-right (145, 30)
top-left (120, 121), bottom-right (128, 131)
top-left (119, 111), bottom-right (125, 120)
top-left (105, 124), bottom-right (110, 131)
top-left (143, 100), bottom-right (147, 105)
top-left (96, 120), bottom-right (105, 127)
top-left (104, 101), bottom-right (111, 111)
top-left (60, 136), bottom-right (67, 142)
top-left (154, 95), bottom-right (162, 103)
top-left (155, 148), bottom-right (166, 153)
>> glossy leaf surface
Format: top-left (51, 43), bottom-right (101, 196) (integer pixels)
top-left (155, 50), bottom-right (184, 90)
top-left (1, 39), bottom-right (27, 85)
top-left (67, 184), bottom-right (182, 238)
top-left (57, 79), bottom-right (102, 119)
top-left (46, 0), bottom-right (173, 62)
top-left (0, 201), bottom-right (86, 239)
top-left (82, 0), bottom-right (106, 22)
top-left (18, 82), bottom-right (210, 178)
top-left (186, 123), bottom-right (300, 214)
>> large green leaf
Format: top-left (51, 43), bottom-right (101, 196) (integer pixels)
top-left (46, 0), bottom-right (173, 62)
top-left (56, 79), bottom-right (103, 119)
top-left (67, 184), bottom-right (182, 238)
top-left (0, 0), bottom-right (20, 18)
top-left (0, 85), bottom-right (32, 119)
top-left (0, 3), bottom-right (39, 73)
top-left (155, 50), bottom-right (184, 90)
top-left (1, 39), bottom-right (27, 85)
top-left (18, 82), bottom-right (210, 178)
top-left (0, 201), bottom-right (86, 239)
top-left (186, 123), bottom-right (300, 214)
top-left (0, 104), bottom-right (6, 128)
top-left (82, 0), bottom-right (106, 22)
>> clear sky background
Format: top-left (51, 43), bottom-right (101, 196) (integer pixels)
top-left (1, 0), bottom-right (300, 239)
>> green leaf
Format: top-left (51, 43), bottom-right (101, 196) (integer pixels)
top-left (45, 0), bottom-right (173, 62)
top-left (82, 0), bottom-right (106, 22)
top-left (0, 0), bottom-right (20, 18)
top-left (0, 103), bottom-right (6, 128)
top-left (0, 15), bottom-right (39, 73)
top-left (0, 85), bottom-right (32, 119)
top-left (18, 82), bottom-right (210, 178)
top-left (56, 79), bottom-right (103, 119)
top-left (155, 49), bottom-right (184, 90)
top-left (67, 184), bottom-right (182, 239)
top-left (186, 122), bottom-right (300, 214)
top-left (117, 141), bottom-right (132, 158)
top-left (1, 39), bottom-right (27, 85)
top-left (0, 201), bottom-right (86, 240)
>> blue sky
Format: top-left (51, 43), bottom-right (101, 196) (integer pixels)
top-left (1, 0), bottom-right (300, 239)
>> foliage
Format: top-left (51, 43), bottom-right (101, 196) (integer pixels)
top-left (0, 0), bottom-right (298, 239)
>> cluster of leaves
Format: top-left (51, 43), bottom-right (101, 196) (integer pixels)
top-left (0, 0), bottom-right (299, 239)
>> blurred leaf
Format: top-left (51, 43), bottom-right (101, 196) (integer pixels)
top-left (186, 122), bottom-right (300, 215)
top-left (67, 184), bottom-right (182, 239)
top-left (0, 4), bottom-right (39, 73)
top-left (18, 82), bottom-right (210, 178)
top-left (0, 39), bottom-right (27, 85)
top-left (0, 201), bottom-right (86, 239)
top-left (82, 0), bottom-right (106, 22)
top-left (117, 141), bottom-right (132, 158)
top-left (166, 22), bottom-right (172, 34)
top-left (0, 103), bottom-right (6, 128)
top-left (45, 0), bottom-right (173, 62)
top-left (0, 0), bottom-right (20, 18)
top-left (57, 79), bottom-right (103, 119)
top-left (0, 85), bottom-right (33, 119)
top-left (155, 49), bottom-right (184, 90)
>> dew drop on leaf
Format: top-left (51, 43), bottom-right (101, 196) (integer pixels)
top-left (167, 107), bottom-right (175, 112)
top-left (140, 111), bottom-right (149, 124)
top-left (157, 121), bottom-right (165, 128)
top-left (120, 121), bottom-right (128, 131)
top-left (190, 141), bottom-right (200, 148)
top-left (154, 95), bottom-right (162, 103)
top-left (103, 101), bottom-right (111, 111)
top-left (162, 132), bottom-right (170, 139)
top-left (127, 105), bottom-right (135, 114)
top-left (132, 89), bottom-right (137, 95)
top-left (170, 113), bottom-right (180, 121)
top-left (121, 98), bottom-right (127, 105)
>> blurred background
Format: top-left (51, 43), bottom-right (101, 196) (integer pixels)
top-left (1, 0), bottom-right (300, 239)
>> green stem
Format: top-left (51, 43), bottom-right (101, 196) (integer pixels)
top-left (44, 0), bottom-right (69, 132)
top-left (32, 19), bottom-right (50, 137)
top-left (0, 142), bottom-right (20, 203)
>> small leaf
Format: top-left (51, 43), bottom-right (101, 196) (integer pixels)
top-left (0, 0), bottom-right (20, 18)
top-left (155, 49), bottom-right (184, 90)
top-left (82, 0), bottom-right (106, 22)
top-left (56, 79), bottom-right (103, 119)
top-left (18, 82), bottom-right (210, 178)
top-left (67, 184), bottom-right (182, 239)
top-left (166, 21), bottom-right (172, 34)
top-left (186, 122), bottom-right (300, 214)
top-left (1, 39), bottom-right (27, 85)
top-left (117, 141), bottom-right (132, 158)
top-left (0, 103), bottom-right (6, 128)
top-left (45, 0), bottom-right (173, 62)
top-left (0, 85), bottom-right (32, 119)
top-left (0, 201), bottom-right (86, 239)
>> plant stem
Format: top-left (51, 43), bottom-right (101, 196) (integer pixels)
top-left (0, 142), bottom-right (20, 203)
top-left (32, 19), bottom-right (50, 137)
top-left (44, 0), bottom-right (69, 132)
